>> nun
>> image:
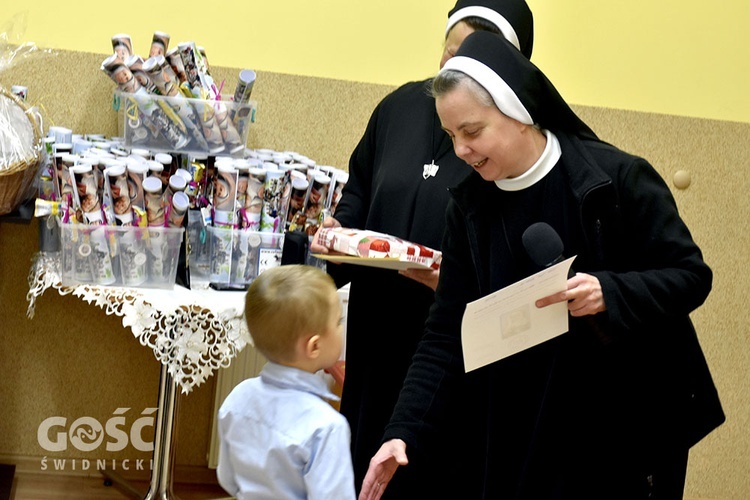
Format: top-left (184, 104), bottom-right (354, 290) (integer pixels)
top-left (361, 31), bottom-right (724, 500)
top-left (310, 2), bottom-right (535, 498)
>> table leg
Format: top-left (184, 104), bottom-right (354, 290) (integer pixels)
top-left (144, 362), bottom-right (179, 500)
top-left (100, 362), bottom-right (180, 499)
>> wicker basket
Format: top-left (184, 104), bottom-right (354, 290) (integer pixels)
top-left (0, 85), bottom-right (42, 215)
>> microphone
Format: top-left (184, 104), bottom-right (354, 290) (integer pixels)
top-left (522, 222), bottom-right (567, 270)
top-left (522, 222), bottom-right (613, 344)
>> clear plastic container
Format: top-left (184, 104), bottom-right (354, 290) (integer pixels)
top-left (187, 210), bottom-right (326, 289)
top-left (190, 224), bottom-right (284, 288)
top-left (112, 91), bottom-right (257, 156)
top-left (59, 221), bottom-right (184, 289)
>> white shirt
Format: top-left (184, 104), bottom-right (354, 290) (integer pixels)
top-left (217, 362), bottom-right (356, 500)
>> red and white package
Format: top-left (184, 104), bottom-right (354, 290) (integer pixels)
top-left (317, 227), bottom-right (442, 270)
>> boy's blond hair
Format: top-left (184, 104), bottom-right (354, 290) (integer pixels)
top-left (244, 264), bottom-right (337, 363)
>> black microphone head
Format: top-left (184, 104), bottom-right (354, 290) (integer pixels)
top-left (522, 222), bottom-right (564, 268)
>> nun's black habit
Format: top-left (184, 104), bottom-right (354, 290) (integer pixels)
top-left (383, 31), bottom-right (724, 499)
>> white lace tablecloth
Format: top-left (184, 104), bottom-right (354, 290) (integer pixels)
top-left (26, 251), bottom-right (251, 394)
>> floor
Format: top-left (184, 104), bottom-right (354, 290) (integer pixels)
top-left (5, 466), bottom-right (231, 500)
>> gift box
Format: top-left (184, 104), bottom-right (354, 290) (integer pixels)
top-left (314, 227), bottom-right (442, 270)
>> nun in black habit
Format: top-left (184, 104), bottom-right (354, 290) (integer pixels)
top-left (360, 31), bottom-right (725, 500)
top-left (310, 2), bottom-right (534, 498)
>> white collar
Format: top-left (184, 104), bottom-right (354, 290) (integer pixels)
top-left (260, 361), bottom-right (340, 401)
top-left (495, 129), bottom-right (561, 192)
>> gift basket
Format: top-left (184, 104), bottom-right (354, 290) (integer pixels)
top-left (0, 13), bottom-right (50, 215)
top-left (0, 83), bottom-right (43, 215)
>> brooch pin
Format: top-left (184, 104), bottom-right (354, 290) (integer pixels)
top-left (422, 161), bottom-right (439, 180)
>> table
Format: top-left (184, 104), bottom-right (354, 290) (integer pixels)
top-left (27, 250), bottom-right (251, 498)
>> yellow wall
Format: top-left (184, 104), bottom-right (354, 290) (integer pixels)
top-left (2, 0), bottom-right (748, 123)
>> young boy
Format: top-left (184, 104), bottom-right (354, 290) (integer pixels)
top-left (216, 265), bottom-right (355, 500)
